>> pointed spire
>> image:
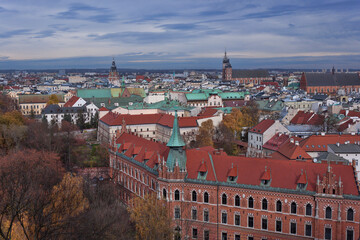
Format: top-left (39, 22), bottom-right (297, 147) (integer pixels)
top-left (167, 110), bottom-right (185, 147)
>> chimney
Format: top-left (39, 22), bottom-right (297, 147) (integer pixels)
top-left (295, 141), bottom-right (299, 146)
top-left (336, 142), bottom-right (340, 147)
top-left (321, 132), bottom-right (325, 136)
top-left (290, 138), bottom-right (294, 143)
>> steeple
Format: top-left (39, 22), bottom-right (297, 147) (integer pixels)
top-left (110, 58), bottom-right (117, 72)
top-left (166, 110), bottom-right (186, 172)
top-left (167, 111), bottom-right (185, 147)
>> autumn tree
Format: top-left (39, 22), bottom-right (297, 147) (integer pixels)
top-left (195, 119), bottom-right (214, 147)
top-left (222, 106), bottom-right (259, 140)
top-left (47, 94), bottom-right (60, 105)
top-left (0, 150), bottom-right (90, 240)
top-left (0, 110), bottom-right (26, 154)
top-left (129, 194), bottom-right (172, 240)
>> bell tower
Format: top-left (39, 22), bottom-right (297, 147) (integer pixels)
top-left (222, 50), bottom-right (232, 81)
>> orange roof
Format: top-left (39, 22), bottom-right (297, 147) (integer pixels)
top-left (227, 165), bottom-right (237, 177)
top-left (64, 96), bottom-right (80, 107)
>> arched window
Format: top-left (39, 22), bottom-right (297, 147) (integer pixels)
top-left (306, 204), bottom-right (312, 216)
top-left (291, 202), bottom-right (297, 214)
top-left (163, 189), bottom-right (167, 199)
top-left (276, 200), bottom-right (282, 212)
top-left (235, 195), bottom-right (240, 207)
top-left (326, 206), bottom-right (332, 219)
top-left (248, 197), bottom-right (254, 208)
top-left (174, 190), bottom-right (180, 201)
top-left (262, 199), bottom-right (268, 210)
top-left (192, 190), bottom-right (197, 202)
top-left (347, 208), bottom-right (354, 221)
top-left (203, 192), bottom-right (209, 203)
top-left (222, 193), bottom-right (227, 205)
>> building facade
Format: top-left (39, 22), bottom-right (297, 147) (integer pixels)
top-left (109, 112), bottom-right (360, 240)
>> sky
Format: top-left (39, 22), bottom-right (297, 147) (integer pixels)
top-left (0, 0), bottom-right (360, 70)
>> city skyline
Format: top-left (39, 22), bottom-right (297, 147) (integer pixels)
top-left (1, 0), bottom-right (360, 69)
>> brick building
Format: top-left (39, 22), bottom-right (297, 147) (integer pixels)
top-left (222, 51), bottom-right (272, 85)
top-left (109, 111), bottom-right (360, 240)
top-left (300, 68), bottom-right (360, 94)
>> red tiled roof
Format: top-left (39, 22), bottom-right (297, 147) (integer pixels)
top-left (277, 138), bottom-right (312, 160)
top-left (262, 133), bottom-right (290, 151)
top-left (99, 107), bottom-right (109, 111)
top-left (114, 132), bottom-right (358, 195)
top-left (340, 110), bottom-right (360, 118)
top-left (101, 112), bottom-right (202, 128)
top-left (198, 161), bottom-right (207, 172)
top-left (297, 171), bottom-right (307, 184)
top-left (300, 134), bottom-right (360, 152)
top-left (290, 111), bottom-right (324, 125)
top-left (337, 118), bottom-right (354, 132)
top-left (228, 165), bottom-right (237, 177)
top-left (197, 108), bottom-right (218, 117)
top-left (64, 96), bottom-right (80, 107)
top-left (186, 152), bottom-right (358, 195)
top-left (249, 119), bottom-right (275, 134)
top-left (260, 168), bottom-right (271, 180)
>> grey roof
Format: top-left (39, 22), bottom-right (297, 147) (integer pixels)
top-left (304, 73), bottom-right (360, 87)
top-left (328, 143), bottom-right (360, 153)
top-left (42, 104), bottom-right (86, 114)
top-left (316, 152), bottom-right (349, 164)
top-left (232, 69), bottom-right (270, 78)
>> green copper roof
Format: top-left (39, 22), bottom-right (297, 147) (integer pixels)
top-left (167, 111), bottom-right (185, 147)
top-left (77, 89), bottom-right (111, 99)
top-left (185, 93), bottom-right (208, 101)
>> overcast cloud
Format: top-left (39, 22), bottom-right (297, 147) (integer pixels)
top-left (0, 0), bottom-right (359, 69)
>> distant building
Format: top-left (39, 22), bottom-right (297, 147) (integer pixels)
top-left (222, 51), bottom-right (272, 84)
top-left (19, 94), bottom-right (65, 116)
top-left (300, 68), bottom-right (360, 94)
top-left (108, 58), bottom-right (120, 86)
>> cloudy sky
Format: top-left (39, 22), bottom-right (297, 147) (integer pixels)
top-left (0, 0), bottom-right (360, 69)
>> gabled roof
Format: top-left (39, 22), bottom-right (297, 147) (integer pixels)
top-left (263, 133), bottom-right (290, 151)
top-left (249, 119), bottom-right (275, 134)
top-left (64, 96), bottom-right (80, 107)
top-left (276, 139), bottom-right (312, 160)
top-left (98, 107), bottom-right (109, 111)
top-left (297, 171), bottom-right (307, 184)
top-left (290, 111), bottom-right (324, 125)
top-left (260, 168), bottom-right (271, 180)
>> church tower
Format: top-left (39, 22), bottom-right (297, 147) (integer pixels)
top-left (222, 50), bottom-right (232, 81)
top-left (166, 111), bottom-right (187, 172)
top-left (108, 58), bottom-right (120, 86)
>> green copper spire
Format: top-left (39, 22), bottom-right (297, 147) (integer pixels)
top-left (167, 111), bottom-right (185, 147)
top-left (121, 76), bottom-right (125, 88)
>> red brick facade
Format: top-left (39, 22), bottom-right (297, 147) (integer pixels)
top-left (109, 130), bottom-right (360, 240)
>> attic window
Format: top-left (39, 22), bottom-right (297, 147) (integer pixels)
top-left (298, 183), bottom-right (306, 190)
top-left (306, 145), bottom-right (309, 148)
top-left (199, 171), bottom-right (206, 177)
top-left (132, 154), bottom-right (137, 158)
top-left (229, 176), bottom-right (236, 182)
top-left (261, 179), bottom-right (270, 185)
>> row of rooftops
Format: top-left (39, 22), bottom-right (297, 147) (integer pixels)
top-left (112, 131), bottom-right (358, 196)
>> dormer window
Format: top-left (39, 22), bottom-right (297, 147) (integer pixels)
top-left (260, 166), bottom-right (271, 186)
top-left (132, 154), bottom-right (137, 158)
top-left (229, 176), bottom-right (236, 182)
top-left (297, 169), bottom-right (307, 191)
top-left (197, 160), bottom-right (207, 180)
top-left (297, 183), bottom-right (306, 190)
